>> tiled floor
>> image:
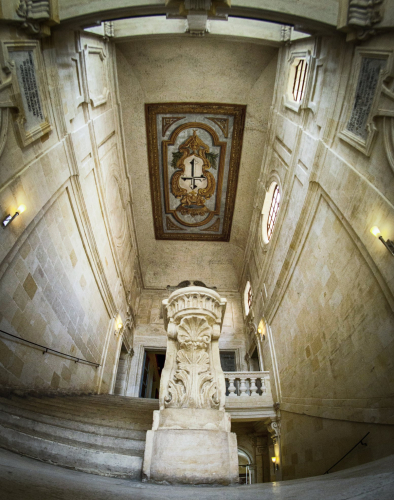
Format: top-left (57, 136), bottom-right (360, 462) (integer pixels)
top-left (1, 448), bottom-right (394, 500)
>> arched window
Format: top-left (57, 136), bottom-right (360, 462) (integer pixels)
top-left (262, 182), bottom-right (281, 244)
top-left (244, 281), bottom-right (252, 316)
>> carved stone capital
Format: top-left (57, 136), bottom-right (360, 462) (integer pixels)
top-left (15, 0), bottom-right (59, 37)
top-left (165, 0), bottom-right (230, 36)
top-left (267, 418), bottom-right (281, 444)
top-left (163, 286), bottom-right (227, 329)
top-left (338, 0), bottom-right (385, 40)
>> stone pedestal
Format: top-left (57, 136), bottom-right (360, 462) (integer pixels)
top-left (142, 286), bottom-right (238, 485)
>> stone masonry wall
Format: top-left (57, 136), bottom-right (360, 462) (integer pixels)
top-left (243, 32), bottom-right (394, 478)
top-left (0, 26), bottom-right (140, 394)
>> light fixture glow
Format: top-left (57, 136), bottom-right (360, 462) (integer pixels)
top-left (370, 226), bottom-right (381, 237)
top-left (271, 456), bottom-right (279, 471)
top-left (2, 205), bottom-right (27, 229)
top-left (258, 328), bottom-right (262, 334)
top-left (370, 226), bottom-right (394, 256)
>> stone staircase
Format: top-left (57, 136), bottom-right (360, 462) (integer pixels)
top-left (0, 394), bottom-right (159, 479)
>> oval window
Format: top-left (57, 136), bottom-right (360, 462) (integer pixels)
top-left (262, 182), bottom-right (281, 244)
top-left (244, 281), bottom-right (252, 317)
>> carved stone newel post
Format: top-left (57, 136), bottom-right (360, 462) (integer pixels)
top-left (142, 286), bottom-right (238, 485)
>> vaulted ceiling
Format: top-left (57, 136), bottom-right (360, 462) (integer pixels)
top-left (116, 37), bottom-right (278, 290)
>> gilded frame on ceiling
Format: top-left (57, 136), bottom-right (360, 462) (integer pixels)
top-left (145, 103), bottom-right (246, 241)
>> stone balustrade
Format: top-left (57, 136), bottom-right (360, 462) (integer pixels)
top-left (224, 371), bottom-right (270, 397)
top-left (223, 371), bottom-right (276, 421)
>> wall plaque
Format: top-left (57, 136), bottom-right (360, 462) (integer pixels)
top-left (145, 103), bottom-right (246, 241)
top-left (346, 57), bottom-right (386, 140)
top-left (339, 48), bottom-right (392, 156)
top-left (0, 40), bottom-right (51, 147)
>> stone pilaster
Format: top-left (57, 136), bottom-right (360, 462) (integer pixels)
top-left (142, 286), bottom-right (239, 485)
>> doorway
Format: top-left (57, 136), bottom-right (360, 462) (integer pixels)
top-left (139, 350), bottom-right (166, 399)
top-left (238, 448), bottom-right (254, 484)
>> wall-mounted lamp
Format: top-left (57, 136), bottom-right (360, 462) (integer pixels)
top-left (2, 205), bottom-right (26, 228)
top-left (271, 457), bottom-right (279, 472)
top-left (114, 315), bottom-right (123, 336)
top-left (370, 226), bottom-right (394, 256)
top-left (258, 327), bottom-right (265, 341)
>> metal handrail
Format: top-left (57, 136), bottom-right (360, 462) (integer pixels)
top-left (324, 432), bottom-right (370, 474)
top-left (0, 329), bottom-right (100, 368)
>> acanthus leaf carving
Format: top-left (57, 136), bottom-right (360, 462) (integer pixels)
top-left (164, 316), bottom-right (219, 409)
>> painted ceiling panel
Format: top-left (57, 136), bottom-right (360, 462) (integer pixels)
top-left (146, 103), bottom-right (246, 241)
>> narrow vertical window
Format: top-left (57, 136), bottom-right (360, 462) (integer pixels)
top-left (292, 59), bottom-right (308, 102)
top-left (284, 53), bottom-right (311, 112)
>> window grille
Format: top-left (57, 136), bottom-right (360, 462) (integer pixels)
top-left (267, 185), bottom-right (281, 241)
top-left (292, 59), bottom-right (308, 102)
top-left (247, 285), bottom-right (253, 310)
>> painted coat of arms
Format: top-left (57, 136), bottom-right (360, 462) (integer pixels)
top-left (146, 103), bottom-right (246, 241)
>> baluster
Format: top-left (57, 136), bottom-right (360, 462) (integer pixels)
top-left (260, 376), bottom-right (266, 395)
top-left (239, 375), bottom-right (248, 397)
top-left (249, 376), bottom-right (258, 396)
top-left (228, 375), bottom-right (237, 397)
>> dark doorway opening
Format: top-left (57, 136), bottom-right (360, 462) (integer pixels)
top-left (140, 350), bottom-right (166, 399)
top-left (220, 350), bottom-right (236, 372)
top-left (220, 350), bottom-right (236, 396)
top-left (250, 347), bottom-right (261, 371)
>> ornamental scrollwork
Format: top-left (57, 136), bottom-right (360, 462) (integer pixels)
top-left (267, 419), bottom-right (281, 445)
top-left (15, 0), bottom-right (56, 37)
top-left (171, 130), bottom-right (217, 218)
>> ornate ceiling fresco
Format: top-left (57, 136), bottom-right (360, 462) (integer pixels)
top-left (145, 103), bottom-right (246, 241)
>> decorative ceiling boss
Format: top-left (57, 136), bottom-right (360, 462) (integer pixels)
top-left (145, 103), bottom-right (246, 241)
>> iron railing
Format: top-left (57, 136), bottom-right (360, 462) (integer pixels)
top-left (324, 432), bottom-right (370, 474)
top-left (0, 329), bottom-right (100, 368)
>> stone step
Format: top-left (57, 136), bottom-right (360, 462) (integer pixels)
top-left (0, 401), bottom-right (146, 440)
top-left (1, 396), bottom-right (157, 430)
top-left (0, 394), bottom-right (157, 479)
top-left (6, 394), bottom-right (158, 413)
top-left (0, 424), bottom-right (142, 479)
top-left (0, 409), bottom-right (146, 455)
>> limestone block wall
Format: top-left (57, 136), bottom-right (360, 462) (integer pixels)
top-left (243, 32), bottom-right (394, 478)
top-left (127, 289), bottom-right (247, 397)
top-left (0, 26), bottom-right (141, 394)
